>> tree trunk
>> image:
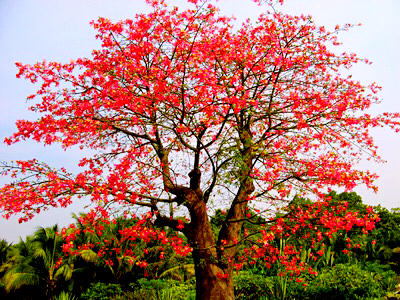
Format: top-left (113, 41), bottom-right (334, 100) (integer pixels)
top-left (181, 145), bottom-right (254, 299)
top-left (158, 152), bottom-right (253, 299)
top-left (186, 196), bottom-right (236, 300)
top-left (193, 251), bottom-right (234, 300)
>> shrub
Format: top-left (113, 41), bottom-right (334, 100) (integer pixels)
top-left (234, 271), bottom-right (274, 300)
top-left (80, 282), bottom-right (123, 300)
top-left (301, 264), bottom-right (386, 300)
top-left (130, 278), bottom-right (195, 300)
top-left (363, 261), bottom-right (398, 292)
top-left (55, 291), bottom-right (76, 300)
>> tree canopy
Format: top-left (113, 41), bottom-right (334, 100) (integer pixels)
top-left (1, 0), bottom-right (398, 299)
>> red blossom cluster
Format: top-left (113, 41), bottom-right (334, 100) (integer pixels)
top-left (60, 209), bottom-right (192, 272)
top-left (2, 0), bottom-right (399, 220)
top-left (235, 200), bottom-right (379, 277)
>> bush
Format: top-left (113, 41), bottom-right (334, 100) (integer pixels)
top-left (80, 282), bottom-right (123, 300)
top-left (234, 271), bottom-right (274, 300)
top-left (130, 278), bottom-right (195, 300)
top-left (301, 264), bottom-right (386, 300)
top-left (55, 291), bottom-right (76, 300)
top-left (130, 278), bottom-right (170, 292)
top-left (363, 261), bottom-right (398, 292)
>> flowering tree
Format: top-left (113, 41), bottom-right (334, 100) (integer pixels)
top-left (1, 0), bottom-right (399, 298)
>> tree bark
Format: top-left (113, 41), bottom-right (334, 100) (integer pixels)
top-left (192, 251), bottom-right (235, 300)
top-left (156, 131), bottom-right (255, 299)
top-left (186, 198), bottom-right (235, 300)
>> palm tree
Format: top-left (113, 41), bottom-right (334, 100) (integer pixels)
top-left (0, 239), bottom-right (12, 298)
top-left (2, 225), bottom-right (74, 300)
top-left (33, 225), bottom-right (74, 298)
top-left (0, 239), bottom-right (10, 266)
top-left (72, 214), bottom-right (138, 283)
top-left (71, 213), bottom-right (193, 285)
top-left (2, 236), bottom-right (43, 299)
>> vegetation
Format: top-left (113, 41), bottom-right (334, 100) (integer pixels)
top-left (0, 191), bottom-right (400, 299)
top-left (1, 0), bottom-right (400, 298)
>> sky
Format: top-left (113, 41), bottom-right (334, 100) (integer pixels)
top-left (0, 0), bottom-right (399, 243)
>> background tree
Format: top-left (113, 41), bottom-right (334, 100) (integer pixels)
top-left (357, 206), bottom-right (400, 271)
top-left (1, 226), bottom-right (73, 300)
top-left (0, 239), bottom-right (12, 298)
top-left (231, 192), bottom-right (400, 299)
top-left (1, 0), bottom-right (398, 298)
top-left (65, 212), bottom-right (192, 285)
top-left (1, 237), bottom-right (42, 300)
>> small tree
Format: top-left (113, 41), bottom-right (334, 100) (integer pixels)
top-left (2, 226), bottom-right (73, 300)
top-left (1, 0), bottom-right (398, 298)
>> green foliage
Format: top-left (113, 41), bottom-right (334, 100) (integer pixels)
top-left (1, 227), bottom-right (74, 299)
top-left (301, 264), bottom-right (386, 300)
top-left (2, 191), bottom-right (399, 300)
top-left (158, 264), bottom-right (195, 281)
top-left (71, 214), bottom-right (142, 283)
top-left (80, 282), bottom-right (123, 300)
top-left (281, 192), bottom-right (400, 275)
top-left (325, 191), bottom-right (366, 212)
top-left (363, 261), bottom-right (398, 292)
top-left (233, 260), bottom-right (399, 300)
top-left (234, 271), bottom-right (274, 299)
top-left (0, 239), bottom-right (11, 267)
top-left (131, 278), bottom-right (170, 291)
top-left (55, 291), bottom-right (76, 300)
top-left (129, 278), bottom-right (195, 300)
top-left (372, 206), bottom-right (400, 270)
top-left (272, 274), bottom-right (290, 300)
top-left (0, 240), bottom-right (11, 298)
top-left (71, 214), bottom-right (193, 286)
top-left (375, 206), bottom-right (400, 247)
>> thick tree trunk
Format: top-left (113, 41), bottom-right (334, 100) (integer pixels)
top-left (193, 251), bottom-right (234, 300)
top-left (182, 138), bottom-right (254, 299)
top-left (157, 143), bottom-right (254, 299)
top-left (188, 199), bottom-right (235, 300)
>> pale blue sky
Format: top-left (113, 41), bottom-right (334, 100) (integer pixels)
top-left (1, 0), bottom-right (399, 243)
